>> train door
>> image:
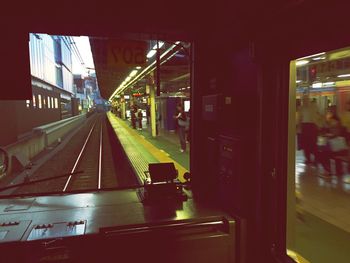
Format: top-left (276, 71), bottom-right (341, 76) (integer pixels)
top-left (288, 46), bottom-right (350, 263)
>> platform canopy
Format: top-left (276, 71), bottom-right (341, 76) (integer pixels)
top-left (89, 36), bottom-right (190, 100)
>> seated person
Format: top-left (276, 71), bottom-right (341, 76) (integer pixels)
top-left (318, 106), bottom-right (348, 177)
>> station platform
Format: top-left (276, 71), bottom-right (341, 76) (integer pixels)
top-left (295, 150), bottom-right (350, 263)
top-left (107, 112), bottom-right (189, 183)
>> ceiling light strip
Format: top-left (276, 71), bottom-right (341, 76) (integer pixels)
top-left (109, 42), bottom-right (182, 99)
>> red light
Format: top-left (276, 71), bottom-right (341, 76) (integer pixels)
top-left (309, 66), bottom-right (317, 81)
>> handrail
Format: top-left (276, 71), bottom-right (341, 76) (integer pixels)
top-left (100, 217), bottom-right (229, 236)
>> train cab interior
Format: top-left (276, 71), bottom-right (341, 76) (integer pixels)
top-left (1, 1), bottom-right (350, 263)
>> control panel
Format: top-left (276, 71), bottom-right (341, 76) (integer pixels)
top-left (27, 220), bottom-right (86, 241)
top-left (218, 135), bottom-right (240, 209)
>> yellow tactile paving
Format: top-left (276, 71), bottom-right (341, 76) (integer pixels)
top-left (287, 249), bottom-right (310, 263)
top-left (107, 112), bottom-right (188, 182)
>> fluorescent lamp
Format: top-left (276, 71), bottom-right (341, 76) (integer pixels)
top-left (296, 60), bottom-right (309, 66)
top-left (146, 50), bottom-right (157, 58)
top-left (312, 56), bottom-right (326, 60)
top-left (312, 82), bottom-right (322, 88)
top-left (337, 74), bottom-right (350, 78)
top-left (323, 82), bottom-right (335, 86)
top-left (297, 52), bottom-right (325, 60)
top-left (109, 42), bottom-right (181, 100)
top-left (130, 69), bottom-right (138, 77)
top-left (296, 80), bottom-right (302, 83)
top-left (136, 66), bottom-right (141, 69)
top-left (152, 41), bottom-right (164, 49)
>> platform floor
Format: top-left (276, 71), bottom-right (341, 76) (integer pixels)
top-left (108, 113), bottom-right (189, 182)
top-left (295, 150), bottom-right (350, 263)
top-left (123, 116), bottom-right (190, 167)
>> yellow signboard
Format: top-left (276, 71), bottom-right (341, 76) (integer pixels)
top-left (107, 40), bottom-right (147, 68)
top-left (336, 80), bottom-right (350, 87)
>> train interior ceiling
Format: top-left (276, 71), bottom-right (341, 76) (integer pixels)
top-left (2, 2), bottom-right (350, 263)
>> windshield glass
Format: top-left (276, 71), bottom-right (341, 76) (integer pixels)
top-left (0, 34), bottom-right (191, 197)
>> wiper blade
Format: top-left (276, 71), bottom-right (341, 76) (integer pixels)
top-left (0, 171), bottom-right (84, 193)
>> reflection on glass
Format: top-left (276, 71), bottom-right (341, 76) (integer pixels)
top-left (38, 94), bottom-right (42, 109)
top-left (33, 95), bottom-right (36, 108)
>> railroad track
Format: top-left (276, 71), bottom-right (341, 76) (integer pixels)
top-left (63, 113), bottom-right (117, 192)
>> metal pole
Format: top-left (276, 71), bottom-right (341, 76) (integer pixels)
top-left (149, 74), bottom-right (157, 137)
top-left (121, 97), bottom-right (126, 120)
top-left (156, 40), bottom-right (161, 97)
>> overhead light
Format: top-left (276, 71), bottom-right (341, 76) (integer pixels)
top-left (312, 82), bottom-right (322, 88)
top-left (296, 60), bottom-right (309, 66)
top-left (297, 52), bottom-right (325, 60)
top-left (109, 42), bottom-right (182, 100)
top-left (152, 41), bottom-right (164, 50)
top-left (136, 66), bottom-right (141, 69)
top-left (323, 81), bottom-right (335, 86)
top-left (312, 56), bottom-right (326, 61)
top-left (296, 80), bottom-right (302, 83)
top-left (146, 50), bottom-right (157, 58)
top-left (337, 74), bottom-right (350, 78)
top-left (130, 69), bottom-right (138, 77)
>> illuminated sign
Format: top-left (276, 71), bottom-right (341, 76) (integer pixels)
top-left (184, 100), bottom-right (190, 112)
top-left (107, 40), bottom-right (147, 68)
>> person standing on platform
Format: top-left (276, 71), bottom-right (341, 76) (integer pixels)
top-left (174, 104), bottom-right (187, 153)
top-left (318, 106), bottom-right (348, 177)
top-left (186, 108), bottom-right (191, 143)
top-left (146, 104), bottom-right (150, 125)
top-left (299, 95), bottom-right (320, 165)
top-left (131, 105), bottom-right (137, 129)
top-left (137, 108), bottom-right (143, 130)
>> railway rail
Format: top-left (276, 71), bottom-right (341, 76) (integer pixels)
top-left (63, 113), bottom-right (117, 192)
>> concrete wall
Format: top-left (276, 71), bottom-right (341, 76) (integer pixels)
top-left (17, 86), bottom-right (61, 136)
top-left (1, 114), bottom-right (86, 177)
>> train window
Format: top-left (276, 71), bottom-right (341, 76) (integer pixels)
top-left (43, 95), bottom-right (46, 108)
top-left (0, 33), bottom-right (192, 198)
top-left (289, 46), bottom-right (350, 263)
top-left (38, 94), bottom-right (42, 109)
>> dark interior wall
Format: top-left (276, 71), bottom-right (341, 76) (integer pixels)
top-left (1, 25), bottom-right (32, 100)
top-left (0, 101), bottom-right (18, 146)
top-left (191, 35), bottom-right (264, 262)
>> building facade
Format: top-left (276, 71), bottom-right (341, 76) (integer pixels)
top-left (0, 34), bottom-right (75, 146)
